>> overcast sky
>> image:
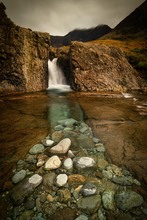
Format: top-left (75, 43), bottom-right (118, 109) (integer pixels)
top-left (2, 0), bottom-right (145, 35)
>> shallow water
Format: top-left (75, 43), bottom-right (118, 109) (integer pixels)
top-left (0, 91), bottom-right (147, 196)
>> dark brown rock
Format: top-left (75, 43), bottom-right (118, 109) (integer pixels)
top-left (0, 3), bottom-right (50, 95)
top-left (70, 42), bottom-right (141, 92)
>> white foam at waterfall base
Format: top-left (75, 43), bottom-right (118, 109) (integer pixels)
top-left (47, 58), bottom-right (71, 92)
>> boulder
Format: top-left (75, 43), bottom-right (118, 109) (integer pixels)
top-left (70, 42), bottom-right (141, 92)
top-left (0, 3), bottom-right (50, 95)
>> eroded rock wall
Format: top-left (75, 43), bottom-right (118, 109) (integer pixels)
top-left (70, 41), bottom-right (141, 92)
top-left (0, 3), bottom-right (50, 95)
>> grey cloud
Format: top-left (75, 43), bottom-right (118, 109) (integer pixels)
top-left (2, 0), bottom-right (145, 35)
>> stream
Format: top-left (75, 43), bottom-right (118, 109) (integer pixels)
top-left (0, 90), bottom-right (147, 199)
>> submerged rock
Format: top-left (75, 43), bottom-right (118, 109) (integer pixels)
top-left (115, 190), bottom-right (144, 211)
top-left (77, 194), bottom-right (101, 214)
top-left (12, 170), bottom-right (26, 184)
top-left (44, 155), bottom-right (61, 170)
top-left (29, 144), bottom-right (44, 155)
top-left (63, 158), bottom-right (73, 170)
top-left (50, 138), bottom-right (71, 154)
top-left (81, 182), bottom-right (97, 196)
top-left (73, 157), bottom-right (95, 169)
top-left (56, 174), bottom-right (68, 187)
top-left (102, 190), bottom-right (115, 211)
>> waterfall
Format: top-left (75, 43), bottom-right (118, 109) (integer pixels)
top-left (47, 58), bottom-right (71, 91)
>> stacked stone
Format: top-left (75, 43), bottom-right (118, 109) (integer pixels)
top-left (4, 118), bottom-right (146, 220)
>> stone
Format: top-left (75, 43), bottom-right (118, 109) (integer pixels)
top-left (44, 155), bottom-right (61, 170)
top-left (10, 177), bottom-right (40, 205)
top-left (58, 188), bottom-right (71, 203)
top-left (77, 194), bottom-right (101, 214)
top-left (81, 182), bottom-right (97, 196)
top-left (41, 139), bottom-right (54, 147)
top-left (96, 144), bottom-right (106, 152)
top-left (58, 118), bottom-right (77, 127)
top-left (36, 159), bottom-right (45, 167)
top-left (29, 144), bottom-right (44, 155)
top-left (12, 170), bottom-right (26, 184)
top-left (77, 134), bottom-right (95, 149)
top-left (73, 157), bottom-right (95, 169)
top-left (112, 176), bottom-right (134, 185)
top-left (24, 200), bottom-right (35, 210)
top-left (63, 158), bottom-right (73, 170)
top-left (54, 125), bottom-right (64, 131)
top-left (47, 194), bottom-right (54, 202)
top-left (102, 190), bottom-right (115, 211)
top-left (97, 159), bottom-right (109, 171)
top-left (75, 214), bottom-right (89, 220)
top-left (67, 150), bottom-right (75, 158)
top-left (56, 174), bottom-right (68, 187)
top-left (115, 190), bottom-right (144, 211)
top-left (28, 174), bottom-right (42, 186)
top-left (25, 154), bottom-right (37, 164)
top-left (50, 138), bottom-right (71, 154)
top-left (93, 137), bottom-right (100, 143)
top-left (51, 131), bottom-right (64, 143)
top-left (43, 173), bottom-right (56, 188)
top-left (102, 170), bottom-right (113, 179)
top-left (68, 174), bottom-right (86, 187)
top-left (98, 208), bottom-right (106, 220)
top-left (18, 210), bottom-right (34, 220)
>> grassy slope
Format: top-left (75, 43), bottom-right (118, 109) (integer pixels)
top-left (90, 37), bottom-right (147, 79)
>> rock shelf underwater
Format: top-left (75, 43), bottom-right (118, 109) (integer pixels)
top-left (3, 117), bottom-right (147, 220)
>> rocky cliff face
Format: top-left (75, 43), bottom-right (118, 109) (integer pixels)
top-left (0, 3), bottom-right (50, 95)
top-left (70, 42), bottom-right (141, 92)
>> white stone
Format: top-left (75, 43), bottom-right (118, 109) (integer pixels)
top-left (12, 170), bottom-right (26, 184)
top-left (67, 150), bottom-right (75, 158)
top-left (63, 158), bottom-right (73, 170)
top-left (46, 139), bottom-right (54, 146)
top-left (28, 174), bottom-right (42, 187)
top-left (74, 157), bottom-right (95, 168)
top-left (56, 174), bottom-right (68, 187)
top-left (44, 155), bottom-right (61, 170)
top-left (36, 159), bottom-right (45, 167)
top-left (50, 138), bottom-right (71, 154)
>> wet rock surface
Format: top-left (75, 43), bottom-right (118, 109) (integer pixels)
top-left (70, 41), bottom-right (141, 92)
top-left (0, 3), bottom-right (50, 95)
top-left (1, 117), bottom-right (146, 220)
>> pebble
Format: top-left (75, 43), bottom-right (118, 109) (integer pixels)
top-left (67, 150), bottom-right (75, 158)
top-left (77, 194), bottom-right (101, 214)
top-left (75, 214), bottom-right (89, 220)
top-left (7, 118), bottom-right (145, 220)
top-left (112, 176), bottom-right (134, 185)
top-left (81, 182), bottom-right (97, 196)
top-left (102, 190), bottom-right (115, 211)
top-left (115, 190), bottom-right (144, 211)
top-left (97, 159), bottom-right (109, 171)
top-left (63, 158), bottom-right (73, 170)
top-left (41, 139), bottom-right (54, 147)
top-left (73, 157), bottom-right (95, 168)
top-left (56, 174), bottom-right (68, 187)
top-left (44, 155), bottom-right (61, 170)
top-left (43, 173), bottom-right (56, 187)
top-left (12, 170), bottom-right (27, 184)
top-left (28, 174), bottom-right (43, 187)
top-left (29, 144), bottom-right (44, 155)
top-left (50, 138), bottom-right (71, 154)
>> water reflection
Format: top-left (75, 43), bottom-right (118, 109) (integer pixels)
top-left (47, 91), bottom-right (83, 128)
